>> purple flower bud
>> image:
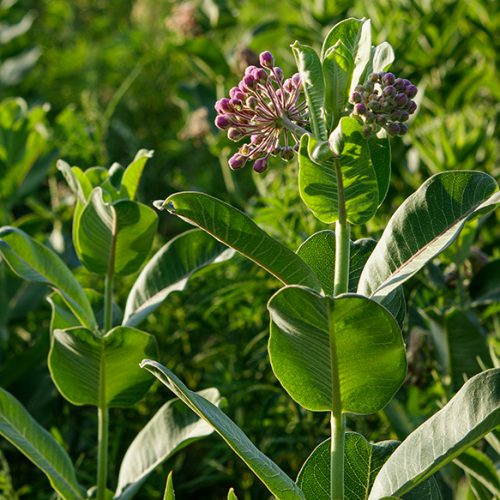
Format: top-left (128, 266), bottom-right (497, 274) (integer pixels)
top-left (215, 114), bottom-right (232, 130)
top-left (390, 110), bottom-right (404, 121)
top-left (280, 147), bottom-right (294, 160)
top-left (229, 98), bottom-right (243, 109)
top-left (407, 100), bottom-right (417, 114)
top-left (272, 67), bottom-right (284, 81)
top-left (246, 96), bottom-right (258, 109)
top-left (245, 65), bottom-right (258, 75)
top-left (355, 85), bottom-right (364, 93)
top-left (227, 128), bottom-right (243, 141)
top-left (376, 115), bottom-right (387, 125)
top-left (369, 73), bottom-right (379, 83)
top-left (368, 100), bottom-right (381, 112)
top-left (242, 74), bottom-right (257, 90)
top-left (259, 51), bottom-right (274, 68)
top-left (402, 79), bottom-right (411, 89)
top-left (364, 81), bottom-right (374, 92)
top-left (382, 72), bottom-right (395, 86)
top-left (351, 91), bottom-right (362, 103)
top-left (354, 103), bottom-right (367, 115)
top-left (399, 123), bottom-right (408, 135)
top-left (228, 154), bottom-right (246, 170)
top-left (283, 78), bottom-right (293, 92)
top-left (383, 86), bottom-right (396, 97)
top-left (252, 68), bottom-right (267, 83)
top-left (253, 157), bottom-right (268, 173)
top-left (251, 134), bottom-right (263, 145)
top-left (386, 122), bottom-right (401, 136)
top-left (405, 85), bottom-right (417, 98)
top-left (215, 98), bottom-right (232, 113)
top-left (395, 93), bottom-right (408, 107)
top-left (394, 78), bottom-right (405, 90)
top-left (400, 111), bottom-right (409, 122)
top-left (229, 87), bottom-right (243, 99)
top-left (292, 73), bottom-right (302, 90)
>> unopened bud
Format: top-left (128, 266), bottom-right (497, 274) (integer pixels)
top-left (369, 73), bottom-right (379, 83)
top-left (395, 93), bottom-right (408, 107)
top-left (407, 101), bottom-right (417, 114)
top-left (215, 114), bottom-right (232, 129)
top-left (215, 98), bottom-right (232, 113)
top-left (399, 123), bottom-right (408, 135)
top-left (354, 103), bottom-right (367, 115)
top-left (382, 72), bottom-right (395, 86)
top-left (259, 51), bottom-right (274, 68)
top-left (253, 157), bottom-right (268, 172)
top-left (272, 67), bottom-right (284, 81)
top-left (351, 91), bottom-right (362, 103)
top-left (280, 147), bottom-right (294, 160)
top-left (228, 154), bottom-right (246, 170)
top-left (386, 122), bottom-right (401, 136)
top-left (406, 85), bottom-right (418, 98)
top-left (228, 128), bottom-right (243, 141)
top-left (383, 86), bottom-right (396, 97)
top-left (245, 65), bottom-right (258, 75)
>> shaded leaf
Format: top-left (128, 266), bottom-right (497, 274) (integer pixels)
top-left (455, 448), bottom-right (500, 499)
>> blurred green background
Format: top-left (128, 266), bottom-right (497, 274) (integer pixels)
top-left (0, 0), bottom-right (498, 498)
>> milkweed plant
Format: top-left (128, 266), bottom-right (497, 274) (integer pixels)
top-left (0, 17), bottom-right (498, 500)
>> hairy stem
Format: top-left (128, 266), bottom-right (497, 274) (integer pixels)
top-left (281, 115), bottom-right (310, 138)
top-left (331, 156), bottom-right (350, 499)
top-left (97, 273), bottom-right (113, 499)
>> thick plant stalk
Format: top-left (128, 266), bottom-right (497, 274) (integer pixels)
top-left (331, 157), bottom-right (350, 499)
top-left (97, 272), bottom-right (113, 499)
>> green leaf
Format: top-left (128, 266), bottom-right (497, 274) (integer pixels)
top-left (470, 259), bottom-right (500, 305)
top-left (163, 471), bottom-right (175, 500)
top-left (455, 448), bottom-right (500, 499)
top-left (141, 360), bottom-right (305, 500)
top-left (227, 488), bottom-right (238, 500)
top-left (57, 160), bottom-right (88, 204)
top-left (367, 132), bottom-right (391, 206)
top-left (358, 171), bottom-right (499, 301)
top-left (296, 433), bottom-right (441, 500)
top-left (368, 369), bottom-right (500, 499)
top-left (49, 326), bottom-right (158, 407)
top-left (0, 387), bottom-right (85, 499)
top-left (123, 229), bottom-right (234, 327)
top-left (77, 188), bottom-right (158, 276)
top-left (299, 117), bottom-right (379, 224)
top-left (268, 287), bottom-right (406, 413)
top-left (427, 308), bottom-right (491, 389)
top-left (371, 42), bottom-right (395, 74)
top-left (115, 388), bottom-right (220, 499)
top-left (0, 226), bottom-right (96, 329)
top-left (323, 40), bottom-right (354, 130)
top-left (291, 41), bottom-right (326, 140)
top-left (160, 192), bottom-right (321, 291)
top-left (296, 231), bottom-right (405, 323)
top-left (47, 291), bottom-right (80, 332)
top-left (119, 149), bottom-right (154, 200)
top-left (320, 18), bottom-right (371, 92)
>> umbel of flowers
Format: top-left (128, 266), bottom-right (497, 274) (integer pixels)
top-left (215, 51), bottom-right (417, 172)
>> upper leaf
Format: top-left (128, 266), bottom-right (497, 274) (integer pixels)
top-left (115, 388), bottom-right (220, 499)
top-left (268, 287), bottom-right (406, 414)
top-left (76, 188), bottom-right (158, 276)
top-left (298, 117), bottom-right (379, 224)
top-left (0, 387), bottom-right (85, 499)
top-left (119, 149), bottom-right (154, 200)
top-left (358, 171), bottom-right (499, 301)
top-left (123, 229), bottom-right (234, 327)
top-left (160, 191), bottom-right (321, 291)
top-left (141, 359), bottom-right (305, 500)
top-left (49, 326), bottom-right (159, 407)
top-left (369, 369), bottom-right (500, 499)
top-left (0, 226), bottom-right (96, 329)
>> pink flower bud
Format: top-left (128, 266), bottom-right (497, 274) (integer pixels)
top-left (215, 98), bottom-right (232, 113)
top-left (215, 114), bottom-right (232, 129)
top-left (253, 157), bottom-right (268, 172)
top-left (259, 51), bottom-right (274, 68)
top-left (228, 154), bottom-right (246, 170)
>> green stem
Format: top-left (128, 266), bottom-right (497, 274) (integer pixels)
top-left (97, 273), bottom-right (113, 499)
top-left (331, 156), bottom-right (350, 499)
top-left (281, 115), bottom-right (310, 139)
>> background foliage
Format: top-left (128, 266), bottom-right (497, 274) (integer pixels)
top-left (0, 0), bottom-right (498, 498)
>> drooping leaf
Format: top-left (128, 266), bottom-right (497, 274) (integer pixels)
top-left (160, 192), bottom-right (321, 291)
top-left (296, 231), bottom-right (405, 323)
top-left (368, 369), bottom-right (500, 499)
top-left (455, 448), bottom-right (500, 499)
top-left (0, 226), bottom-right (96, 329)
top-left (115, 388), bottom-right (220, 499)
top-left (77, 188), bottom-right (158, 276)
top-left (141, 360), bottom-right (305, 500)
top-left (119, 149), bottom-right (154, 200)
top-left (323, 40), bottom-right (354, 130)
top-left (291, 41), bottom-right (326, 140)
top-left (49, 326), bottom-right (158, 407)
top-left (298, 117), bottom-right (379, 225)
top-left (268, 287), bottom-right (406, 413)
top-left (123, 229), bottom-right (234, 327)
top-left (358, 171), bottom-right (499, 301)
top-left (296, 433), bottom-right (441, 500)
top-left (0, 387), bottom-right (85, 499)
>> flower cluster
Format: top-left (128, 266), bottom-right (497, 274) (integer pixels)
top-left (214, 51), bottom-right (307, 173)
top-left (350, 72), bottom-right (417, 137)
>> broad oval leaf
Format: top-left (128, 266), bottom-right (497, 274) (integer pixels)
top-left (268, 287), bottom-right (406, 414)
top-left (291, 41), bottom-right (326, 140)
top-left (0, 387), bottom-right (85, 499)
top-left (358, 171), bottom-right (499, 301)
top-left (115, 388), bottom-right (220, 500)
top-left (299, 117), bottom-right (379, 225)
top-left (297, 231), bottom-right (405, 323)
top-left (77, 188), bottom-right (158, 276)
top-left (296, 433), bottom-right (441, 500)
top-left (49, 326), bottom-right (158, 407)
top-left (368, 369), bottom-right (500, 499)
top-left (123, 229), bottom-right (234, 327)
top-left (159, 192), bottom-right (321, 291)
top-left (0, 226), bottom-right (96, 329)
top-left (141, 359), bottom-right (305, 500)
